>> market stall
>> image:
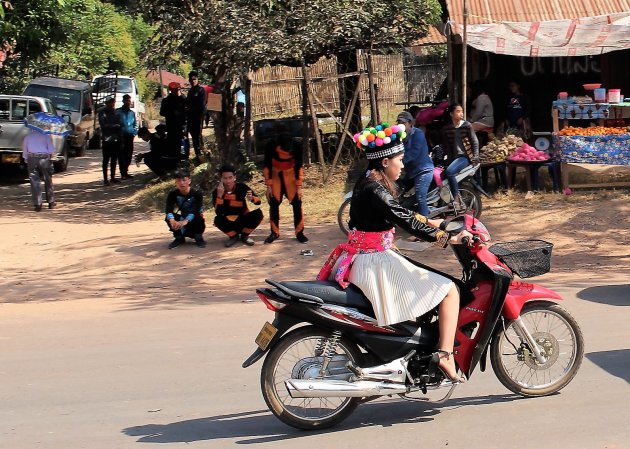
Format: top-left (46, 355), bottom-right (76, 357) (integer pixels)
top-left (551, 98), bottom-right (630, 188)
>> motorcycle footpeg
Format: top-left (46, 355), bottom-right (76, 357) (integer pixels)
top-left (345, 361), bottom-right (362, 377)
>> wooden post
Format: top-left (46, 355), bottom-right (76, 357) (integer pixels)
top-left (243, 76), bottom-right (252, 155)
top-left (324, 74), bottom-right (362, 184)
top-left (366, 50), bottom-right (379, 126)
top-left (462, 0), bottom-right (468, 117)
top-left (300, 62), bottom-right (311, 165)
top-left (302, 61), bottom-right (326, 182)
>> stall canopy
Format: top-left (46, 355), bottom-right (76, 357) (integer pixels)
top-left (446, 0), bottom-right (630, 56)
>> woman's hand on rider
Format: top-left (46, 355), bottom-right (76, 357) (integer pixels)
top-left (450, 230), bottom-right (474, 245)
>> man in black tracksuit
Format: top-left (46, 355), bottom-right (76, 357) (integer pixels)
top-left (160, 82), bottom-right (187, 160)
top-left (186, 71), bottom-right (207, 163)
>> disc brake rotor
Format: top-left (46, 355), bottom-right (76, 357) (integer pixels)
top-left (521, 331), bottom-right (560, 370)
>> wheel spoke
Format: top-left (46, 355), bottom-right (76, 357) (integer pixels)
top-left (267, 333), bottom-right (356, 423)
top-left (496, 306), bottom-right (582, 391)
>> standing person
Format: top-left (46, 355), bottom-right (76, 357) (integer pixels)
top-left (160, 82), bottom-right (188, 160)
top-left (263, 127), bottom-right (308, 244)
top-left (164, 170), bottom-right (206, 249)
top-left (22, 130), bottom-right (56, 211)
top-left (97, 97), bottom-right (121, 185)
top-left (397, 110), bottom-right (434, 217)
top-left (441, 103), bottom-right (479, 208)
top-left (186, 71), bottom-right (206, 163)
top-left (116, 94), bottom-right (137, 179)
top-left (212, 164), bottom-right (264, 247)
top-left (318, 123), bottom-right (471, 382)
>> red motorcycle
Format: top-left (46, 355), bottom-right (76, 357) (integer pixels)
top-left (243, 215), bottom-right (584, 429)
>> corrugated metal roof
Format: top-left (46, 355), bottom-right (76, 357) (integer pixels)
top-left (409, 25), bottom-right (447, 46)
top-left (446, 0), bottom-right (630, 25)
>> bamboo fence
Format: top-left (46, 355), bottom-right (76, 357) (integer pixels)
top-left (248, 50), bottom-right (442, 122)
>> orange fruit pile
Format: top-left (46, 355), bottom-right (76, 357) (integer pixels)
top-left (559, 126), bottom-right (628, 136)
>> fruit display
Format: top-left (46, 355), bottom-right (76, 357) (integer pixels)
top-left (479, 135), bottom-right (524, 163)
top-left (558, 126), bottom-right (628, 136)
top-left (507, 143), bottom-right (550, 162)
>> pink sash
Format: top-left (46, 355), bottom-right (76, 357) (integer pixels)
top-left (317, 229), bottom-right (395, 288)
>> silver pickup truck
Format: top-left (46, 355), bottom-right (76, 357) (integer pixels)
top-left (0, 94), bottom-right (69, 172)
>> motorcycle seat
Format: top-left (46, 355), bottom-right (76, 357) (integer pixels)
top-left (276, 280), bottom-right (375, 316)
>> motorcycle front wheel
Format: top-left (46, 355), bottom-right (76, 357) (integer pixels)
top-left (337, 197), bottom-right (351, 236)
top-left (490, 301), bottom-right (584, 397)
top-left (261, 326), bottom-right (362, 430)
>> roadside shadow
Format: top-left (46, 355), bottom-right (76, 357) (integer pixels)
top-left (586, 349), bottom-right (630, 384)
top-left (577, 284), bottom-right (630, 306)
top-left (121, 393), bottom-right (521, 444)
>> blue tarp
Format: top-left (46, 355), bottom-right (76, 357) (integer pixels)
top-left (553, 133), bottom-right (630, 165)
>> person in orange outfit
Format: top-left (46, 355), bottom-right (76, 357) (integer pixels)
top-left (212, 165), bottom-right (264, 247)
top-left (263, 130), bottom-right (308, 244)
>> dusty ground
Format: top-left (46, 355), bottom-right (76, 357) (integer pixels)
top-left (0, 148), bottom-right (629, 309)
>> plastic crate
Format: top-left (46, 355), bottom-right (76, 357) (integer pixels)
top-left (489, 240), bottom-right (553, 278)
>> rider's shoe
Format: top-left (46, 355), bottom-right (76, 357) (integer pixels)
top-left (436, 350), bottom-right (466, 383)
top-left (453, 195), bottom-right (464, 210)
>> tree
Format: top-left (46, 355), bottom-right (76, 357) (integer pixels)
top-left (140, 0), bottom-right (441, 163)
top-left (0, 0), bottom-right (68, 91)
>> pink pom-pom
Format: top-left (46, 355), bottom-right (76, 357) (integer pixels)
top-left (375, 137), bottom-right (384, 146)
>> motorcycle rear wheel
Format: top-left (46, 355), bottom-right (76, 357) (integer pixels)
top-left (458, 185), bottom-right (482, 218)
top-left (337, 197), bottom-right (351, 236)
top-left (261, 326), bottom-right (362, 430)
top-left (490, 301), bottom-right (584, 397)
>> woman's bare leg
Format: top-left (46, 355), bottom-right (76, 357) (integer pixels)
top-left (437, 283), bottom-right (465, 381)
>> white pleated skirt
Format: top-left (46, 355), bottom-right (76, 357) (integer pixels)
top-left (340, 249), bottom-right (453, 326)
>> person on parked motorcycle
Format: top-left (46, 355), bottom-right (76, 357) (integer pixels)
top-left (397, 110), bottom-right (434, 217)
top-left (441, 103), bottom-right (479, 208)
top-left (318, 123), bottom-right (472, 382)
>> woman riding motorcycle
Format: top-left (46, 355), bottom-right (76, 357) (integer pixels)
top-left (318, 122), bottom-right (471, 382)
top-left (441, 103), bottom-right (480, 208)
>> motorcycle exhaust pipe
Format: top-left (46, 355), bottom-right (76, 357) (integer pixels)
top-left (285, 378), bottom-right (408, 398)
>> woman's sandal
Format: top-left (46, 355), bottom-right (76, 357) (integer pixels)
top-left (436, 350), bottom-right (466, 383)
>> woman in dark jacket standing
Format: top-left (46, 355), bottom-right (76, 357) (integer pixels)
top-left (441, 103), bottom-right (479, 207)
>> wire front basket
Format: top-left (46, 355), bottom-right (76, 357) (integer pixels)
top-left (489, 240), bottom-right (553, 278)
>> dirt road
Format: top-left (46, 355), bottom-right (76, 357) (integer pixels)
top-left (1, 148), bottom-right (628, 307)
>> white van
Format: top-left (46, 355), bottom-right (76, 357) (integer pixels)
top-left (92, 75), bottom-right (146, 126)
top-left (0, 95), bottom-right (69, 172)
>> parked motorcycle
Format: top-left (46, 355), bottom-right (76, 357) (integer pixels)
top-left (243, 215), bottom-right (584, 430)
top-left (337, 162), bottom-right (489, 236)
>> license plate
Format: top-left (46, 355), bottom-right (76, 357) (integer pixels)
top-left (255, 322), bottom-right (278, 351)
top-left (2, 153), bottom-right (21, 164)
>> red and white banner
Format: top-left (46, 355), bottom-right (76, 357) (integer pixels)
top-left (453, 13), bottom-right (630, 56)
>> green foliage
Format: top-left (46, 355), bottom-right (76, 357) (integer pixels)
top-left (0, 0), bottom-right (154, 93)
top-left (140, 0), bottom-right (442, 78)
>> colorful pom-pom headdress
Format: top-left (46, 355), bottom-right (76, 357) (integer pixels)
top-left (353, 123), bottom-right (407, 160)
